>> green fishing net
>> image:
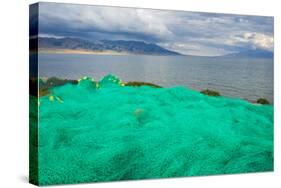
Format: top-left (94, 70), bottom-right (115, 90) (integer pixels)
top-left (32, 75), bottom-right (273, 185)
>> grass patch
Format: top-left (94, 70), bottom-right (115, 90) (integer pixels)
top-left (200, 89), bottom-right (221, 96)
top-left (39, 77), bottom-right (78, 97)
top-left (125, 81), bottom-right (162, 88)
top-left (41, 77), bottom-right (78, 89)
top-left (257, 98), bottom-right (270, 105)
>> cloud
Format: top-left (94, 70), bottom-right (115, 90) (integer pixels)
top-left (38, 3), bottom-right (172, 42)
top-left (37, 2), bottom-right (274, 56)
top-left (159, 42), bottom-right (233, 56)
top-left (38, 33), bottom-right (65, 39)
top-left (241, 32), bottom-right (273, 50)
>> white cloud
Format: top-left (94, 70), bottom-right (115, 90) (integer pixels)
top-left (229, 32), bottom-right (274, 51)
top-left (243, 32), bottom-right (274, 50)
top-left (38, 33), bottom-right (64, 39)
top-left (159, 42), bottom-right (233, 56)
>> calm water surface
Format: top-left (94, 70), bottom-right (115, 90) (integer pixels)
top-left (38, 53), bottom-right (273, 103)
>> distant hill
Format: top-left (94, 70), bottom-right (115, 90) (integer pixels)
top-left (36, 37), bottom-right (181, 55)
top-left (225, 48), bottom-right (273, 58)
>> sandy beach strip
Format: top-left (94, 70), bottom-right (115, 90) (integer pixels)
top-left (38, 48), bottom-right (130, 55)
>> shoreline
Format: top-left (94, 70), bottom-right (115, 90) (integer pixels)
top-left (31, 76), bottom-right (272, 105)
top-left (36, 48), bottom-right (185, 56)
top-left (38, 48), bottom-right (130, 55)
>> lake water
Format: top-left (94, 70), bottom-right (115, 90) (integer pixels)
top-left (38, 53), bottom-right (273, 103)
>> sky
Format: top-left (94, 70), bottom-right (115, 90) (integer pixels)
top-left (37, 2), bottom-right (274, 56)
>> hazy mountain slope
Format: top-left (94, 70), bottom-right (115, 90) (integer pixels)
top-left (37, 37), bottom-right (181, 55)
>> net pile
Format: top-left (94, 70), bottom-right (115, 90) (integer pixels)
top-left (34, 74), bottom-right (273, 185)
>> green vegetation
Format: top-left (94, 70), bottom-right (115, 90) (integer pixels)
top-left (200, 89), bottom-right (221, 96)
top-left (125, 81), bottom-right (162, 88)
top-left (34, 77), bottom-right (271, 107)
top-left (257, 98), bottom-right (270, 105)
top-left (40, 77), bottom-right (78, 89)
top-left (36, 77), bottom-right (162, 96)
top-left (38, 77), bottom-right (78, 97)
top-left (39, 88), bottom-right (51, 97)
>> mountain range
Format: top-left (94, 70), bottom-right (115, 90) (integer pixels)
top-left (36, 37), bottom-right (181, 55)
top-left (33, 37), bottom-right (273, 58)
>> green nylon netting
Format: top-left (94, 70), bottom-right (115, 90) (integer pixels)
top-left (33, 74), bottom-right (273, 185)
